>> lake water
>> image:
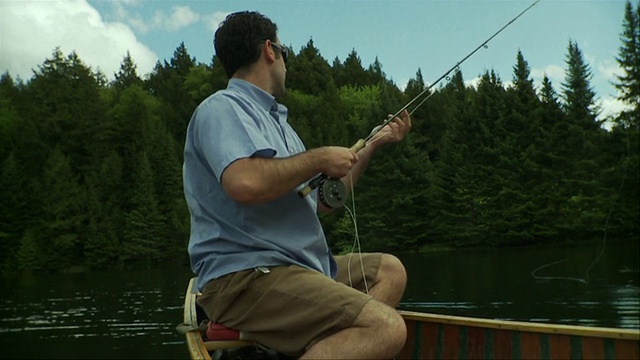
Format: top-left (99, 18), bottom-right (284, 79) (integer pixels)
top-left (0, 241), bottom-right (638, 359)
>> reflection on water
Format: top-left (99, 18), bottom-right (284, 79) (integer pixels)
top-left (0, 242), bottom-right (638, 359)
top-left (0, 268), bottom-right (194, 359)
top-left (399, 241), bottom-right (640, 330)
top-left (612, 284), bottom-right (640, 328)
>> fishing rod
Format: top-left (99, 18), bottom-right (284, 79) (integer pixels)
top-left (298, 0), bottom-right (542, 208)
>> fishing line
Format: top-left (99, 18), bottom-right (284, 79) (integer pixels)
top-left (531, 128), bottom-right (631, 284)
top-left (344, 171), bottom-right (370, 294)
top-left (299, 0), bottom-right (543, 203)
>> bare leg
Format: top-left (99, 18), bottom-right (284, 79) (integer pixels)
top-left (300, 255), bottom-right (408, 359)
top-left (368, 254), bottom-right (407, 307)
top-left (300, 299), bottom-right (406, 359)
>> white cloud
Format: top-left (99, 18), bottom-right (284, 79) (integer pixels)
top-left (111, 3), bottom-right (199, 33)
top-left (166, 6), bottom-right (200, 32)
top-left (0, 0), bottom-right (158, 81)
top-left (598, 95), bottom-right (630, 120)
top-left (206, 11), bottom-right (230, 32)
top-left (465, 76), bottom-right (482, 89)
top-left (531, 65), bottom-right (565, 83)
top-left (598, 59), bottom-right (622, 83)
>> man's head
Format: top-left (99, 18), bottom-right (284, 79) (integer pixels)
top-left (214, 11), bottom-right (281, 78)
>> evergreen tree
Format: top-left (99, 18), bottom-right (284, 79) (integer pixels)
top-left (505, 51), bottom-right (547, 242)
top-left (83, 151), bottom-right (124, 269)
top-left (184, 64), bottom-right (216, 104)
top-left (615, 1), bottom-right (640, 117)
top-left (614, 0), bottom-right (640, 127)
top-left (147, 120), bottom-right (188, 259)
top-left (210, 55), bottom-right (229, 92)
top-left (121, 152), bottom-right (163, 265)
top-left (40, 147), bottom-right (86, 271)
top-left (562, 41), bottom-right (601, 127)
top-left (0, 154), bottom-right (29, 270)
top-left (113, 52), bottom-right (143, 96)
top-left (25, 48), bottom-right (105, 175)
top-left (334, 50), bottom-right (370, 88)
top-left (534, 75), bottom-right (568, 240)
top-left (608, 0), bottom-right (640, 238)
top-left (560, 41), bottom-right (607, 239)
top-left (287, 39), bottom-right (333, 94)
top-left (147, 42), bottom-right (197, 147)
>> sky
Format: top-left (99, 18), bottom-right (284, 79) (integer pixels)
top-left (0, 0), bottom-right (631, 120)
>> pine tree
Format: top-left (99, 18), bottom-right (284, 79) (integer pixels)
top-left (608, 0), bottom-right (640, 238)
top-left (83, 151), bottom-right (124, 269)
top-left (210, 55), bottom-right (229, 92)
top-left (0, 154), bottom-right (29, 270)
top-left (534, 76), bottom-right (568, 241)
top-left (113, 52), bottom-right (143, 96)
top-left (147, 42), bottom-right (197, 148)
top-left (560, 41), bottom-right (607, 239)
top-left (286, 39), bottom-right (333, 94)
top-left (40, 147), bottom-right (86, 271)
top-left (614, 0), bottom-right (640, 127)
top-left (505, 51), bottom-right (546, 242)
top-left (121, 152), bottom-right (163, 266)
top-left (334, 50), bottom-right (370, 88)
top-left (562, 41), bottom-right (601, 127)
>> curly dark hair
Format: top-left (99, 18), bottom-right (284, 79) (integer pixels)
top-left (214, 11), bottom-right (278, 78)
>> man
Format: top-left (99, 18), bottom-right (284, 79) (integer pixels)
top-left (183, 11), bottom-right (411, 359)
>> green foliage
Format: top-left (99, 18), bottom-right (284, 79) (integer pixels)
top-left (0, 8), bottom-right (638, 273)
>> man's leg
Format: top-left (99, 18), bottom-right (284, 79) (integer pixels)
top-left (335, 253), bottom-right (407, 307)
top-left (302, 253), bottom-right (408, 358)
top-left (198, 265), bottom-right (398, 357)
top-left (367, 253), bottom-right (407, 307)
top-left (301, 298), bottom-right (406, 359)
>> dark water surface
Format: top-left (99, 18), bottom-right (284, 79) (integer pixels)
top-left (0, 242), bottom-right (638, 359)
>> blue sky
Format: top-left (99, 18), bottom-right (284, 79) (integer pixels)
top-left (0, 1), bottom-right (630, 120)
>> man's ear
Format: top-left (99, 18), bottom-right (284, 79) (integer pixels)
top-left (262, 40), bottom-right (276, 64)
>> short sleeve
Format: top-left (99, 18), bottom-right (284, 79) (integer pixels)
top-left (193, 94), bottom-right (276, 181)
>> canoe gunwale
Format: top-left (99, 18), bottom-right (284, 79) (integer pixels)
top-left (398, 310), bottom-right (639, 341)
top-left (184, 278), bottom-right (212, 360)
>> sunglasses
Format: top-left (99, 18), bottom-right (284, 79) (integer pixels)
top-left (269, 42), bottom-right (288, 64)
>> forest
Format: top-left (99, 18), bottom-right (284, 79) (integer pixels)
top-left (0, 2), bottom-right (638, 274)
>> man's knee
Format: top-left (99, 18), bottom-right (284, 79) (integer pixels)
top-left (379, 254), bottom-right (407, 289)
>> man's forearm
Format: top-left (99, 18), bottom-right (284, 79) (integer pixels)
top-left (222, 149), bottom-right (325, 204)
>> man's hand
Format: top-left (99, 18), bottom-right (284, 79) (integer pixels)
top-left (315, 146), bottom-right (359, 179)
top-left (367, 110), bottom-right (411, 148)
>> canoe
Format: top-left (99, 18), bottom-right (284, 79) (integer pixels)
top-left (398, 311), bottom-right (639, 359)
top-left (182, 277), bottom-right (639, 359)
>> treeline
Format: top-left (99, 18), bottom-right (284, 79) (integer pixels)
top-left (1, 2), bottom-right (638, 273)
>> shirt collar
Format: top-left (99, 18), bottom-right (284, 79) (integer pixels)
top-left (228, 78), bottom-right (277, 112)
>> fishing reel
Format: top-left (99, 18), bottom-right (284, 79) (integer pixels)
top-left (317, 177), bottom-right (348, 209)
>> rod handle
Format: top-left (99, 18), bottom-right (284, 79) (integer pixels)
top-left (298, 185), bottom-right (313, 197)
top-left (350, 139), bottom-right (366, 153)
top-left (298, 174), bottom-right (327, 198)
top-left (298, 139), bottom-right (365, 198)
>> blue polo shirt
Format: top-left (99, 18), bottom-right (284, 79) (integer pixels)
top-left (183, 79), bottom-right (337, 291)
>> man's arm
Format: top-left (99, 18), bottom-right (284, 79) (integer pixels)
top-left (222, 146), bottom-right (358, 204)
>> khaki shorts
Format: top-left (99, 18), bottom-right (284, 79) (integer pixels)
top-left (197, 253), bottom-right (382, 356)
